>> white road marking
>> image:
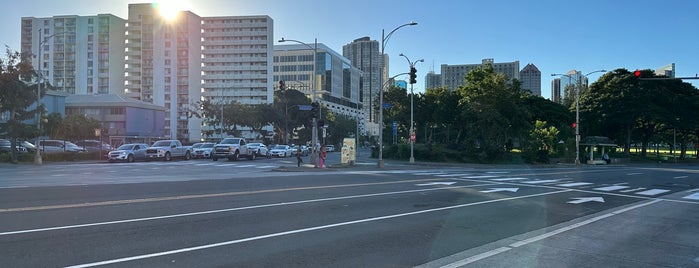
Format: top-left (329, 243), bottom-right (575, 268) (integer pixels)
top-left (437, 200), bottom-right (662, 268)
top-left (65, 189), bottom-right (571, 268)
top-left (216, 164), bottom-right (237, 167)
top-left (412, 172), bottom-right (445, 176)
top-left (635, 189), bottom-right (670, 196)
top-left (683, 193), bottom-right (699, 200)
top-left (593, 185), bottom-right (630, 192)
top-left (522, 179), bottom-right (559, 184)
top-left (486, 171), bottom-right (510, 174)
top-left (435, 173), bottom-right (471, 177)
top-left (620, 187), bottom-right (646, 193)
top-left (490, 177), bottom-right (528, 182)
top-left (674, 176), bottom-right (689, 179)
top-left (195, 163), bottom-right (216, 166)
top-left (627, 173), bottom-right (643, 176)
top-left (556, 182), bottom-right (593, 187)
top-left (463, 175), bottom-right (499, 179)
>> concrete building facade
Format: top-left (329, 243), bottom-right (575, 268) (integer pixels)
top-left (21, 14), bottom-right (126, 95)
top-left (124, 3), bottom-right (202, 142)
top-left (519, 63), bottom-right (541, 96)
top-left (440, 58), bottom-right (520, 90)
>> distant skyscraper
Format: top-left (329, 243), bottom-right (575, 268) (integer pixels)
top-left (440, 58), bottom-right (520, 90)
top-left (551, 78), bottom-right (561, 103)
top-left (21, 14), bottom-right (126, 95)
top-left (124, 3), bottom-right (202, 142)
top-left (519, 63), bottom-right (541, 96)
top-left (343, 37), bottom-right (382, 136)
top-left (425, 71), bottom-right (441, 90)
top-left (655, 63), bottom-right (675, 78)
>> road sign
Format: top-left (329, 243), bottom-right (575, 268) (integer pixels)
top-left (382, 103), bottom-right (391, 109)
top-left (298, 105), bottom-right (312, 111)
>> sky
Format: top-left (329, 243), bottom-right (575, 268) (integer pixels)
top-left (2, 0), bottom-right (698, 99)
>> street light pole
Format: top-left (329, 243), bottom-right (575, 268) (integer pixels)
top-left (399, 53), bottom-right (423, 164)
top-left (551, 69), bottom-right (606, 166)
top-left (378, 22), bottom-right (417, 168)
top-left (278, 37), bottom-right (318, 160)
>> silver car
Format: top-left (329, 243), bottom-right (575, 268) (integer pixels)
top-left (270, 145), bottom-right (294, 158)
top-left (193, 142), bottom-right (215, 159)
top-left (108, 143), bottom-right (149, 162)
top-left (36, 140), bottom-right (87, 153)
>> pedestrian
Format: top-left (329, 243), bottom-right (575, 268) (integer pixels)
top-left (318, 144), bottom-right (327, 168)
top-left (296, 146), bottom-right (303, 167)
top-left (602, 153), bottom-right (610, 164)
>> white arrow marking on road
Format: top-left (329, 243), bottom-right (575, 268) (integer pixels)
top-left (682, 193), bottom-right (699, 200)
top-left (415, 182), bottom-right (457, 186)
top-left (480, 188), bottom-right (519, 193)
top-left (567, 197), bottom-right (605, 204)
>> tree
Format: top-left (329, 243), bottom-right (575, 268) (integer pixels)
top-left (54, 114), bottom-right (100, 142)
top-left (0, 47), bottom-right (40, 162)
top-left (457, 66), bottom-right (530, 161)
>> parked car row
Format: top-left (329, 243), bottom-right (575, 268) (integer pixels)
top-left (105, 138), bottom-right (280, 163)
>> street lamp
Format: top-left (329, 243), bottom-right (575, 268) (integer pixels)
top-left (278, 37), bottom-right (318, 161)
top-left (399, 53), bottom-right (423, 164)
top-left (378, 21), bottom-right (417, 168)
top-left (551, 69), bottom-right (606, 165)
top-left (33, 29), bottom-right (66, 165)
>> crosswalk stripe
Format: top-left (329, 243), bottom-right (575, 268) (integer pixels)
top-left (620, 187), bottom-right (646, 193)
top-left (490, 177), bottom-right (528, 182)
top-left (522, 179), bottom-right (559, 184)
top-left (556, 182), bottom-right (594, 187)
top-left (635, 189), bottom-right (670, 196)
top-left (593, 185), bottom-right (630, 191)
top-left (464, 175), bottom-right (499, 179)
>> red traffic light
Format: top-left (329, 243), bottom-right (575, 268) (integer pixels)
top-left (633, 70), bottom-right (641, 77)
top-left (572, 123), bottom-right (577, 128)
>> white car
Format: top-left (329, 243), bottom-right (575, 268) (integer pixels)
top-left (247, 143), bottom-right (270, 159)
top-left (270, 145), bottom-right (293, 157)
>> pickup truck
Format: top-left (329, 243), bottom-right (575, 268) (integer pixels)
top-left (145, 140), bottom-right (192, 161)
top-left (211, 137), bottom-right (255, 161)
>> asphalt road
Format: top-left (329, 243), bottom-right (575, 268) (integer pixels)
top-left (1, 158), bottom-right (698, 267)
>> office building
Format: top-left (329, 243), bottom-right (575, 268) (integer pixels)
top-left (275, 43), bottom-right (364, 133)
top-left (556, 70), bottom-right (588, 105)
top-left (440, 58), bottom-right (520, 90)
top-left (425, 71), bottom-right (441, 90)
top-left (21, 14), bottom-right (126, 95)
top-left (124, 3), bottom-right (202, 142)
top-left (519, 63), bottom-right (541, 96)
top-left (551, 78), bottom-right (561, 103)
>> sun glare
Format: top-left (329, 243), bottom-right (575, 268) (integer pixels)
top-left (154, 0), bottom-right (190, 21)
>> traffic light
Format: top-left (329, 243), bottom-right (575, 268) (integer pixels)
top-left (572, 123), bottom-right (577, 129)
top-left (409, 67), bottom-right (417, 84)
top-left (279, 80), bottom-right (286, 90)
top-left (311, 102), bottom-right (319, 118)
top-left (633, 70), bottom-right (642, 78)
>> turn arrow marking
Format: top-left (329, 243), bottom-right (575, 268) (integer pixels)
top-left (415, 182), bottom-right (457, 186)
top-left (567, 197), bottom-right (605, 204)
top-left (480, 188), bottom-right (519, 193)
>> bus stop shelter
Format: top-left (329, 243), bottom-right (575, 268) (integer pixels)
top-left (580, 136), bottom-right (618, 164)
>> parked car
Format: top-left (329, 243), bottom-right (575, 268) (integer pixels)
top-left (0, 139), bottom-right (27, 153)
top-left (247, 142), bottom-right (270, 159)
top-left (75, 140), bottom-right (114, 152)
top-left (145, 140), bottom-right (192, 161)
top-left (270, 145), bottom-right (294, 158)
top-left (193, 142), bottom-right (215, 159)
top-left (36, 140), bottom-right (87, 153)
top-left (107, 143), bottom-right (149, 162)
top-left (325, 145), bottom-right (335, 152)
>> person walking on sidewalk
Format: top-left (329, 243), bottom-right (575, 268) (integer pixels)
top-left (318, 144), bottom-right (327, 168)
top-left (296, 146), bottom-right (303, 167)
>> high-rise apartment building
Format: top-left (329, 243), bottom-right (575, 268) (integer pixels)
top-left (425, 71), bottom-right (441, 90)
top-left (275, 43), bottom-right (364, 133)
top-left (519, 63), bottom-right (541, 96)
top-left (124, 3), bottom-right (202, 142)
top-left (554, 70), bottom-right (588, 105)
top-left (343, 37), bottom-right (381, 135)
top-left (21, 14), bottom-right (125, 95)
top-left (201, 16), bottom-right (274, 105)
top-left (440, 58), bottom-right (520, 90)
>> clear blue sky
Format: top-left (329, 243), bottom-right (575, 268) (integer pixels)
top-left (3, 0), bottom-right (698, 99)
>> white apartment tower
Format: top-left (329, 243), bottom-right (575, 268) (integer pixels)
top-left (21, 14), bottom-right (126, 95)
top-left (201, 16), bottom-right (274, 105)
top-left (124, 3), bottom-right (202, 142)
